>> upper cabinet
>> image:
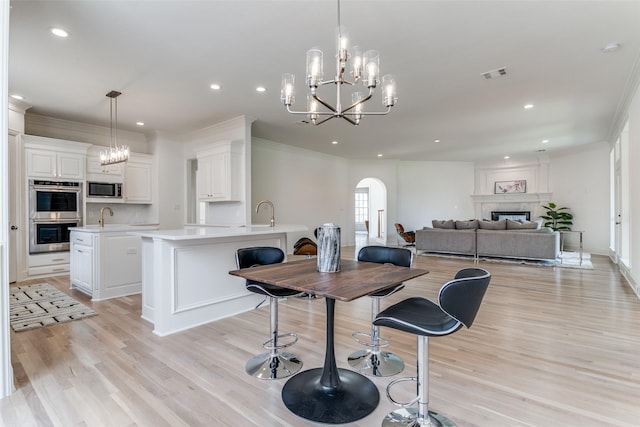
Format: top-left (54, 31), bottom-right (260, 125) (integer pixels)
top-left (23, 135), bottom-right (90, 181)
top-left (86, 146), bottom-right (123, 183)
top-left (197, 141), bottom-right (242, 202)
top-left (123, 153), bottom-right (153, 204)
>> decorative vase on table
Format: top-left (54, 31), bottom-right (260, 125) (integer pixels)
top-left (317, 224), bottom-right (341, 272)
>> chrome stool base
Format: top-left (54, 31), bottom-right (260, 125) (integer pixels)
top-left (347, 349), bottom-right (404, 377)
top-left (245, 351), bottom-right (302, 380)
top-left (382, 408), bottom-right (456, 427)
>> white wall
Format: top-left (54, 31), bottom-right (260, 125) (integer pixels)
top-left (149, 132), bottom-right (183, 229)
top-left (252, 138), bottom-right (350, 251)
top-left (549, 142), bottom-right (610, 255)
top-left (397, 161), bottom-right (475, 232)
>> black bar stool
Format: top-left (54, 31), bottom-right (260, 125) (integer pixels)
top-left (347, 245), bottom-right (412, 377)
top-left (374, 267), bottom-right (491, 426)
top-left (236, 247), bottom-right (303, 380)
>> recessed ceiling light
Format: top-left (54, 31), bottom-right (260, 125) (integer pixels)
top-left (504, 156), bottom-right (510, 160)
top-left (136, 122), bottom-right (145, 126)
top-left (434, 139), bottom-right (441, 143)
top-left (210, 84), bottom-right (221, 90)
top-left (523, 104), bottom-right (534, 110)
top-left (601, 43), bottom-right (621, 53)
top-left (10, 94), bottom-right (24, 100)
top-left (256, 86), bottom-right (266, 93)
top-left (331, 140), bottom-right (338, 145)
top-left (542, 139), bottom-right (549, 144)
top-left (377, 154), bottom-right (383, 157)
top-left (50, 27), bottom-right (69, 38)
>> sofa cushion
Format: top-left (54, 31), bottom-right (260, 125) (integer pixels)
top-left (506, 219), bottom-right (540, 230)
top-left (478, 219), bottom-right (507, 230)
top-left (432, 219), bottom-right (455, 229)
top-left (455, 219), bottom-right (479, 229)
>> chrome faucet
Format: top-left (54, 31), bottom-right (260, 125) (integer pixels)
top-left (99, 206), bottom-right (113, 227)
top-left (256, 200), bottom-right (275, 227)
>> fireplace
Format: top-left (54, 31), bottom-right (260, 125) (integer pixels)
top-left (491, 211), bottom-right (531, 221)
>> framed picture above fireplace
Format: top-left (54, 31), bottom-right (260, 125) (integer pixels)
top-left (494, 180), bottom-right (526, 194)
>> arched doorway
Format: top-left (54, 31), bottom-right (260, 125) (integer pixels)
top-left (355, 178), bottom-right (387, 248)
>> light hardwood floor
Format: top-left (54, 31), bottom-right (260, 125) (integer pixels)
top-left (2, 249), bottom-right (640, 427)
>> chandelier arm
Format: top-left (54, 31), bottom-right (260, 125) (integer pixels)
top-left (342, 89), bottom-right (374, 114)
top-left (311, 92), bottom-right (338, 113)
top-left (285, 105), bottom-right (339, 116)
top-left (313, 115), bottom-right (337, 125)
top-left (344, 107), bottom-right (392, 116)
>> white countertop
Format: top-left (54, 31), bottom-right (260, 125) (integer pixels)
top-left (70, 224), bottom-right (160, 233)
top-left (129, 224), bottom-right (307, 241)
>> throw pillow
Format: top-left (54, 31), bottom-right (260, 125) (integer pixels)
top-left (506, 219), bottom-right (539, 230)
top-left (455, 219), bottom-right (479, 229)
top-left (432, 219), bottom-right (455, 229)
top-left (478, 219), bottom-right (507, 230)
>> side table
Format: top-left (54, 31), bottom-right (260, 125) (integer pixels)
top-left (560, 230), bottom-right (584, 265)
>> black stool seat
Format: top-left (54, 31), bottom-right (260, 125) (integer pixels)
top-left (374, 297), bottom-right (462, 336)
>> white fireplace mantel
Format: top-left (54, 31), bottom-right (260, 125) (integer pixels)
top-left (471, 192), bottom-right (552, 204)
top-left (471, 192), bottom-right (553, 220)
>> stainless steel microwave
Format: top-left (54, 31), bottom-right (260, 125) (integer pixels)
top-left (87, 181), bottom-right (122, 198)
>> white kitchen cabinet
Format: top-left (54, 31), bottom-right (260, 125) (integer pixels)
top-left (197, 141), bottom-right (242, 202)
top-left (23, 135), bottom-right (90, 180)
top-left (70, 232), bottom-right (95, 293)
top-left (27, 252), bottom-right (70, 277)
top-left (26, 149), bottom-right (85, 180)
top-left (124, 153), bottom-right (153, 204)
top-left (86, 146), bottom-right (123, 183)
top-left (70, 229), bottom-right (143, 301)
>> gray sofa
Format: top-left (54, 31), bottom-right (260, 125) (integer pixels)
top-left (415, 219), bottom-right (560, 261)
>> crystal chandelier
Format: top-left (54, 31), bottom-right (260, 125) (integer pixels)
top-left (100, 90), bottom-right (130, 166)
top-left (280, 0), bottom-right (397, 126)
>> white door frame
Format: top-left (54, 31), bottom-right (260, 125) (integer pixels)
top-left (1, 0), bottom-right (15, 398)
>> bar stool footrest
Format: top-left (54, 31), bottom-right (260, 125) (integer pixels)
top-left (352, 331), bottom-right (390, 348)
top-left (262, 332), bottom-right (298, 351)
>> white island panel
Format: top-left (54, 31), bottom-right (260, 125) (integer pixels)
top-left (134, 225), bottom-right (306, 336)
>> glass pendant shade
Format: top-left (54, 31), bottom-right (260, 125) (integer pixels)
top-left (281, 73), bottom-right (295, 106)
top-left (363, 50), bottom-right (379, 88)
top-left (382, 74), bottom-right (397, 107)
top-left (306, 49), bottom-right (324, 87)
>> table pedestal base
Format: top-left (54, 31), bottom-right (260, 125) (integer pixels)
top-left (282, 367), bottom-right (380, 424)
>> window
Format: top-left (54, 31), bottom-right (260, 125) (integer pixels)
top-left (355, 188), bottom-right (369, 232)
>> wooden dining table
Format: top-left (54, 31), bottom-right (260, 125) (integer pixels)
top-left (229, 257), bottom-right (428, 424)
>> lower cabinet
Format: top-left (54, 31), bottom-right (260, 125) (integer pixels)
top-left (28, 252), bottom-right (70, 277)
top-left (70, 230), bottom-right (142, 301)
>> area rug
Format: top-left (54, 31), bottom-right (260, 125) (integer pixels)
top-left (9, 283), bottom-right (97, 332)
top-left (418, 251), bottom-right (594, 269)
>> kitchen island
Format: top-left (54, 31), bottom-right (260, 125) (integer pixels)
top-left (130, 224), bottom-right (307, 336)
top-left (70, 224), bottom-right (159, 301)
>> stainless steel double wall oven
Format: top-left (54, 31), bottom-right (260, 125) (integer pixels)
top-left (29, 179), bottom-right (83, 254)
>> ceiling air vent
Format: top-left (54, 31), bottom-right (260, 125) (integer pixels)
top-left (481, 67), bottom-right (508, 80)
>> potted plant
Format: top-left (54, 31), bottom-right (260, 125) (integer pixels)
top-left (541, 202), bottom-right (573, 231)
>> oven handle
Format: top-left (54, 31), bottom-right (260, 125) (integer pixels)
top-left (31, 185), bottom-right (82, 193)
top-left (31, 219), bottom-right (81, 224)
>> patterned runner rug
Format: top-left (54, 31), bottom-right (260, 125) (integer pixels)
top-left (9, 283), bottom-right (97, 332)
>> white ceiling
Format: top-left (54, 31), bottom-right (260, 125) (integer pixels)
top-left (8, 0), bottom-right (640, 162)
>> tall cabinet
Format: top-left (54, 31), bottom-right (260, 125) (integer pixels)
top-left (197, 141), bottom-right (242, 202)
top-left (22, 135), bottom-right (90, 277)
